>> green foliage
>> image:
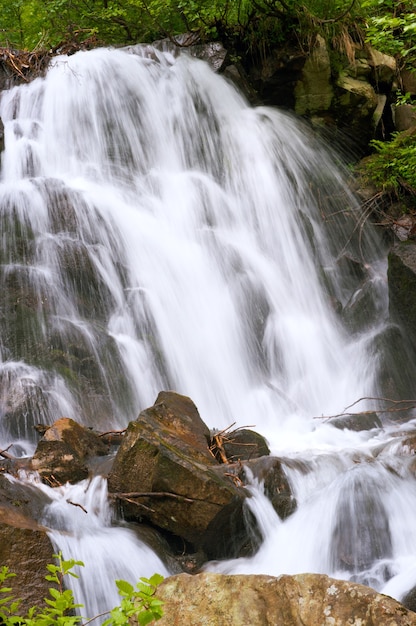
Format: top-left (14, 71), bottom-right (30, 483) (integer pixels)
top-left (103, 575), bottom-right (165, 626)
top-left (361, 0), bottom-right (416, 68)
top-left (0, 0), bottom-right (414, 71)
top-left (0, 553), bottom-right (164, 626)
top-left (360, 129), bottom-right (416, 204)
top-left (0, 567), bottom-right (21, 625)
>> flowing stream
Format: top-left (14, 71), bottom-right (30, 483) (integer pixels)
top-left (1, 44), bottom-right (415, 619)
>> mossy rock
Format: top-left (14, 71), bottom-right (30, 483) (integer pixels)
top-left (108, 392), bottom-right (250, 553)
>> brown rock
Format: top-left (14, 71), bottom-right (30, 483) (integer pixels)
top-left (0, 473), bottom-right (52, 527)
top-left (154, 572), bottom-right (416, 625)
top-left (241, 456), bottom-right (297, 519)
top-left (31, 416), bottom-right (109, 485)
top-left (31, 439), bottom-right (89, 485)
top-left (42, 417), bottom-right (109, 457)
top-left (0, 524), bottom-right (55, 614)
top-left (108, 392), bottom-right (249, 552)
top-left (220, 428), bottom-right (270, 462)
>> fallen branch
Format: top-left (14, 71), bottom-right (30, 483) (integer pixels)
top-left (98, 428), bottom-right (126, 445)
top-left (341, 396), bottom-right (416, 413)
top-left (313, 396), bottom-right (416, 421)
top-left (111, 491), bottom-right (195, 503)
top-left (117, 497), bottom-right (155, 514)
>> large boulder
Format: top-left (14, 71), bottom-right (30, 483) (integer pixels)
top-left (107, 392), bottom-right (250, 555)
top-left (154, 572), bottom-right (416, 625)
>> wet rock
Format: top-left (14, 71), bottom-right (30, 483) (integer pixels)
top-left (31, 417), bottom-right (109, 485)
top-left (336, 253), bottom-right (369, 282)
top-left (145, 37), bottom-right (228, 72)
top-left (211, 427), bottom-right (270, 463)
top-left (327, 412), bottom-right (382, 432)
top-left (241, 456), bottom-right (297, 519)
top-left (341, 280), bottom-right (381, 334)
top-left (388, 242), bottom-right (416, 352)
top-left (331, 471), bottom-right (392, 579)
top-left (0, 474), bottom-right (52, 524)
top-left (187, 41), bottom-right (228, 72)
top-left (201, 490), bottom-right (261, 560)
top-left (107, 392), bottom-right (250, 554)
top-left (0, 116), bottom-right (4, 154)
top-left (155, 572), bottom-right (416, 625)
top-left (222, 64), bottom-right (258, 103)
top-left (402, 586), bottom-right (416, 613)
top-left (371, 324), bottom-right (416, 405)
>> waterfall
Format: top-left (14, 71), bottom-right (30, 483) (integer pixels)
top-left (1, 44), bottom-right (414, 619)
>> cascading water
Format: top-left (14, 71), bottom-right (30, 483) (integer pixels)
top-left (1, 43), bottom-right (415, 619)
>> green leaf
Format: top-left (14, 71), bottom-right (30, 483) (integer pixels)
top-left (115, 579), bottom-right (134, 597)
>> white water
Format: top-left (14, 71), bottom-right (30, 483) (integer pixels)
top-left (1, 44), bottom-right (415, 617)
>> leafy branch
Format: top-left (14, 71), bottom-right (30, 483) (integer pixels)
top-left (0, 553), bottom-right (164, 626)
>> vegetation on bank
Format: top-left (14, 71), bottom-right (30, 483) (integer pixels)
top-left (0, 0), bottom-right (415, 204)
top-left (0, 0), bottom-right (414, 65)
top-left (0, 553), bottom-right (164, 625)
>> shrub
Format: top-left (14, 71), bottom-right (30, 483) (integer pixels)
top-left (0, 553), bottom-right (164, 626)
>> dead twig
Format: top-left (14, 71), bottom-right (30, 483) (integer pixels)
top-left (342, 396), bottom-right (416, 414)
top-left (117, 497), bottom-right (155, 514)
top-left (111, 491), bottom-right (195, 503)
top-left (313, 396), bottom-right (416, 421)
top-left (66, 499), bottom-right (88, 514)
